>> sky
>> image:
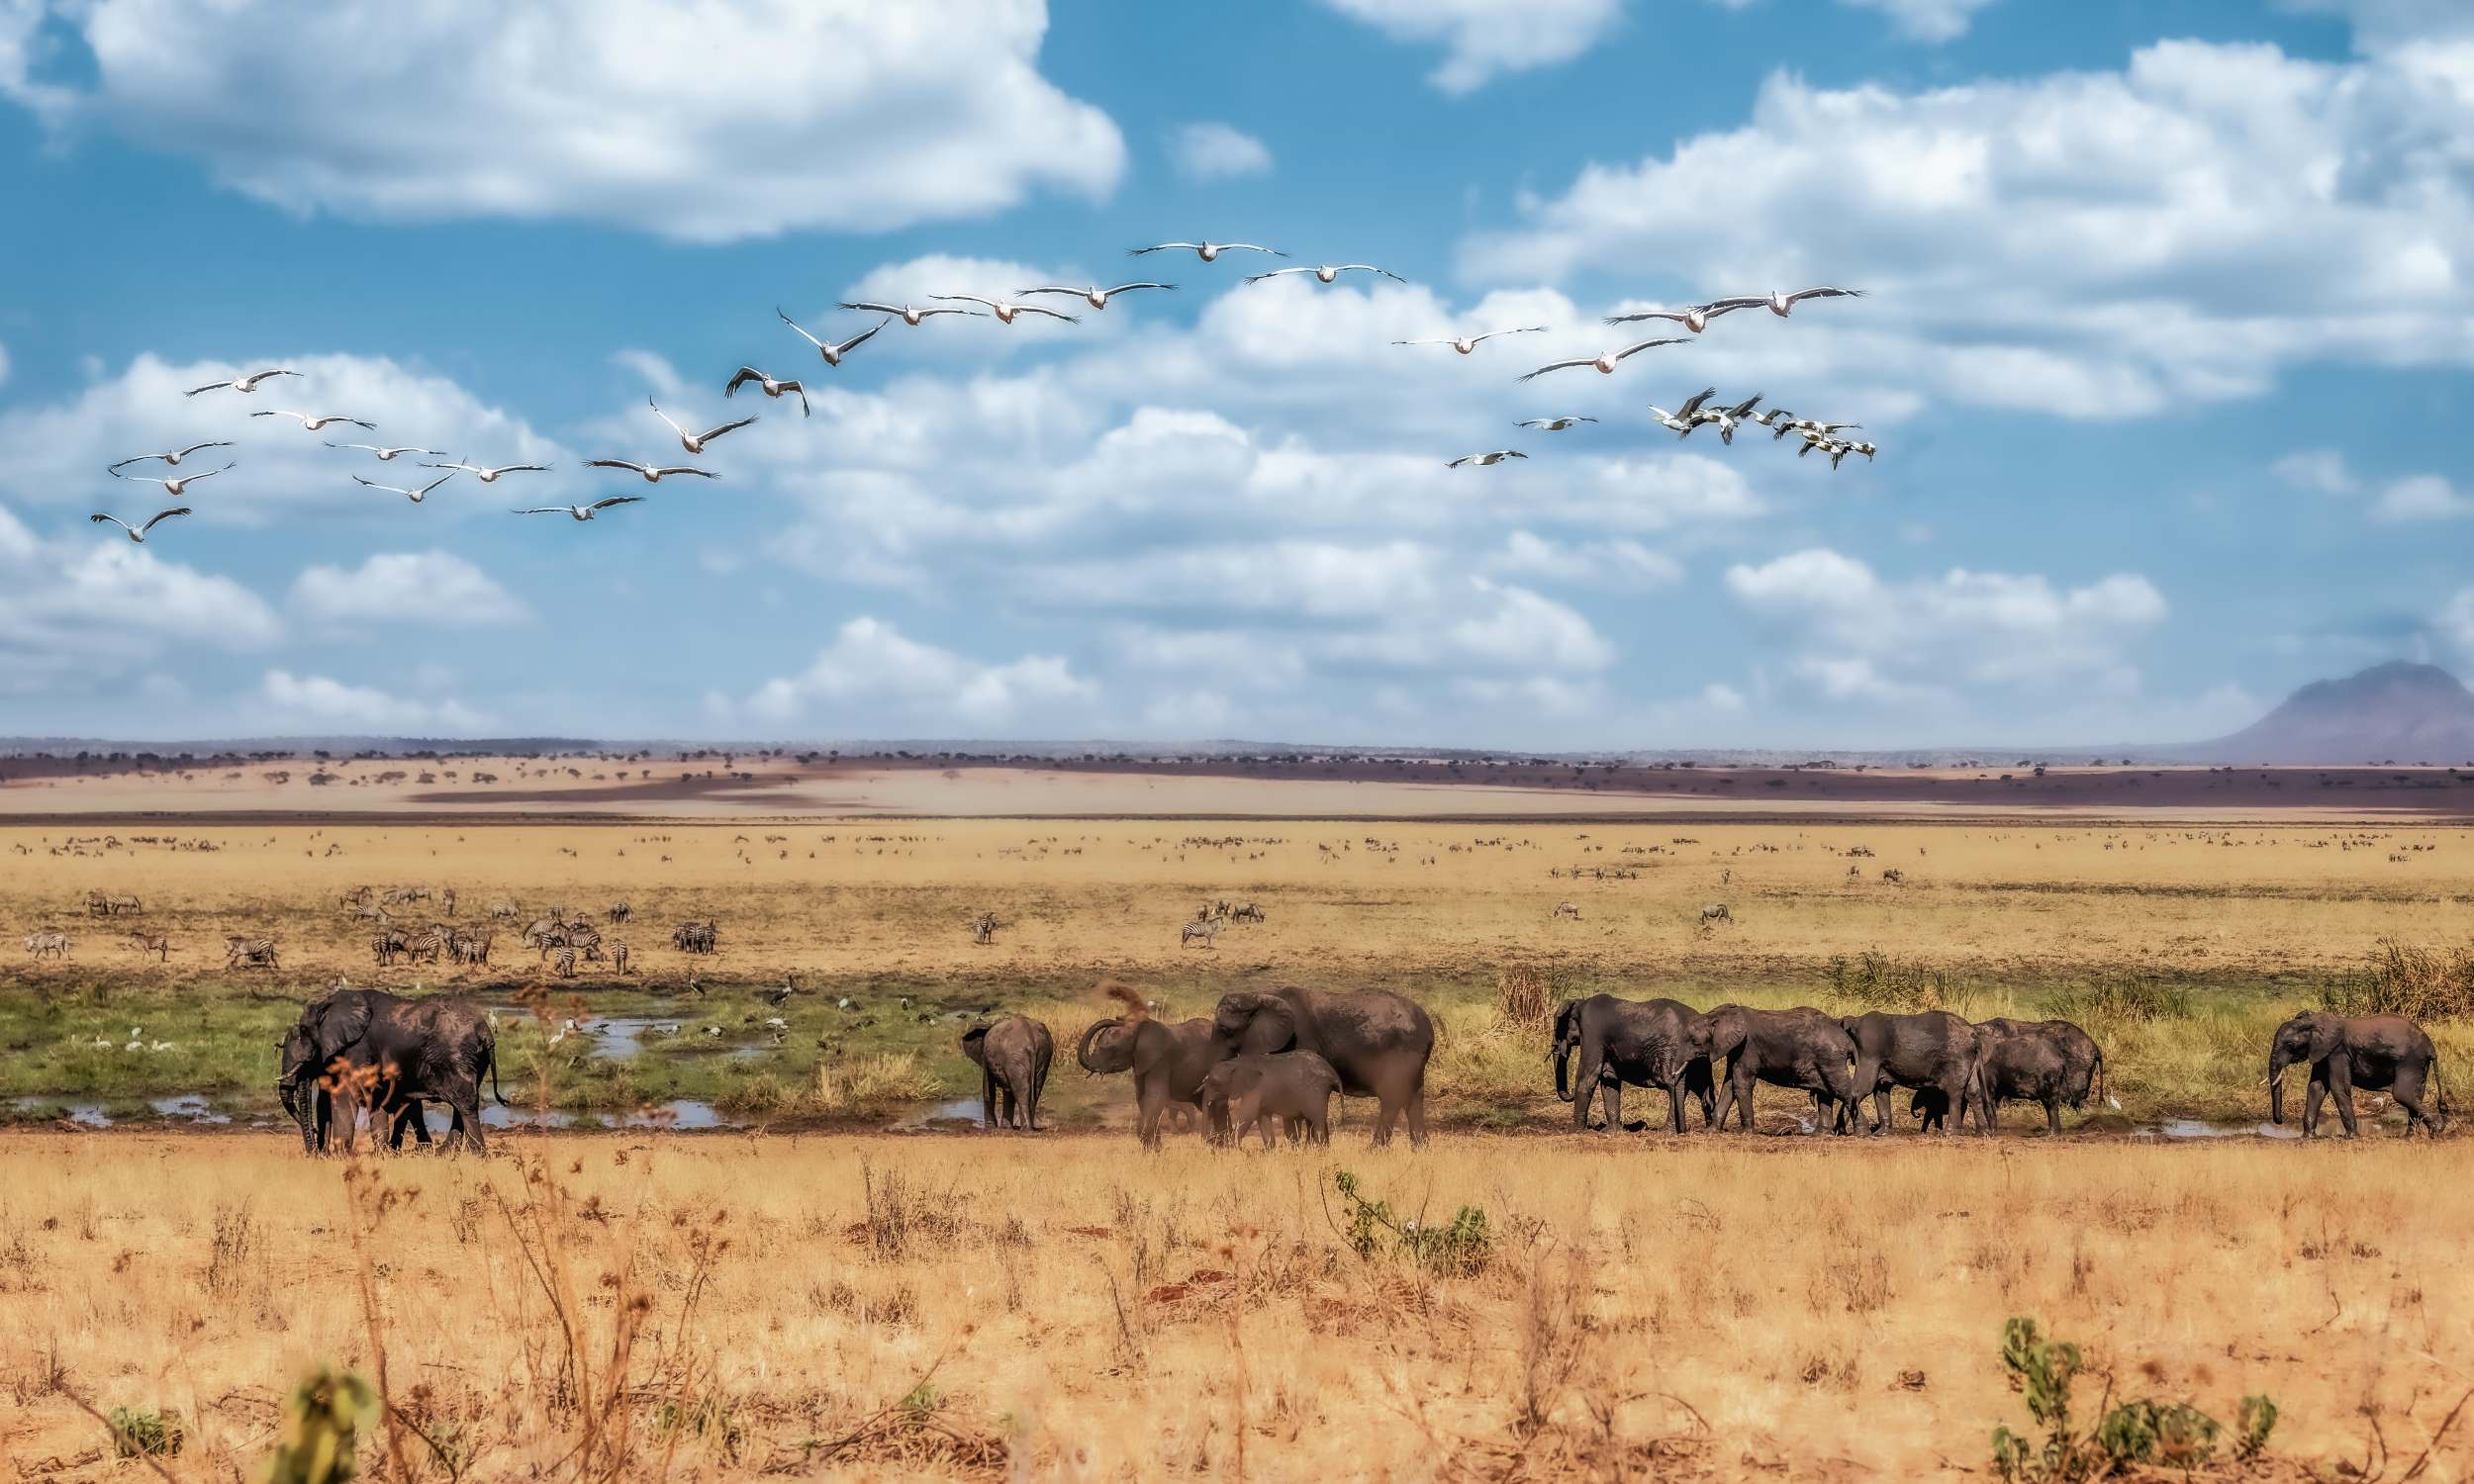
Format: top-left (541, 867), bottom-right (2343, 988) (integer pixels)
top-left (0, 0), bottom-right (2469, 749)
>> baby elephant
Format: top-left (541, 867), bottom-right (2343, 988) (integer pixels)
top-left (960, 1015), bottom-right (1054, 1132)
top-left (1201, 1051), bottom-right (1341, 1149)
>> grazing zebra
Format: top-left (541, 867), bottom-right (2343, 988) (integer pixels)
top-left (523, 916), bottom-right (565, 950)
top-left (1181, 919), bottom-right (1222, 949)
top-left (126, 930), bottom-right (169, 963)
top-left (404, 924), bottom-right (451, 965)
top-left (25, 931), bottom-right (69, 960)
top-left (1699, 902), bottom-right (1734, 927)
top-left (224, 935), bottom-right (280, 970)
top-left (671, 921), bottom-right (717, 955)
top-left (546, 945), bottom-right (579, 977)
top-left (1212, 898), bottom-right (1232, 920)
top-left (371, 926), bottom-right (411, 967)
top-left (607, 901), bottom-right (632, 924)
top-left (1552, 901), bottom-right (1581, 920)
top-left (1231, 902), bottom-right (1266, 924)
top-left (339, 886), bottom-right (375, 909)
top-left (568, 924), bottom-right (606, 961)
top-left (611, 942), bottom-right (630, 974)
top-left (487, 898), bottom-right (519, 921)
top-left (449, 927), bottom-right (493, 966)
top-left (351, 900), bottom-right (390, 923)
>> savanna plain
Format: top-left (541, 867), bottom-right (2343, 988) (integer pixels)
top-left (3, 808), bottom-right (2472, 1479)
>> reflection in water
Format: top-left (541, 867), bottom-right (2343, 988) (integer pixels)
top-left (2143, 1119), bottom-right (2302, 1141)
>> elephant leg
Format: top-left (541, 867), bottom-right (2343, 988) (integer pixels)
top-left (2303, 1075), bottom-right (2328, 1139)
top-left (1137, 1081), bottom-right (1169, 1150)
top-left (1662, 1076), bottom-right (1686, 1134)
top-left (455, 1090), bottom-right (486, 1155)
top-left (2393, 1065), bottom-right (2435, 1136)
top-left (2329, 1062), bottom-right (2359, 1139)
top-left (1872, 1082), bottom-right (1892, 1136)
top-left (982, 1067), bottom-right (999, 1131)
top-left (2044, 1097), bottom-right (2061, 1136)
top-left (1599, 1078), bottom-right (1623, 1134)
top-left (1847, 1059), bottom-right (1879, 1132)
top-left (1403, 1078), bottom-right (1429, 1149)
top-left (1571, 1048), bottom-right (1605, 1130)
top-left (1691, 1064), bottom-right (1717, 1129)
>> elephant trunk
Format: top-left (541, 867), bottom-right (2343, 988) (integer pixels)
top-left (2267, 1047), bottom-right (2290, 1125)
top-left (1552, 1037), bottom-right (1575, 1102)
top-left (1076, 1018), bottom-right (1124, 1075)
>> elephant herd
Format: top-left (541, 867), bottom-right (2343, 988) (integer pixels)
top-left (1552, 995), bottom-right (2448, 1141)
top-left (269, 978), bottom-right (2449, 1155)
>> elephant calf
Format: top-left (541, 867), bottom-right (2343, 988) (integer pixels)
top-left (961, 1014), bottom-right (1054, 1131)
top-left (2268, 1010), bottom-right (2447, 1138)
top-left (1200, 1051), bottom-right (1341, 1149)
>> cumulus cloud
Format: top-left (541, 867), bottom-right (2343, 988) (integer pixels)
top-left (1725, 548), bottom-right (2168, 706)
top-left (291, 550), bottom-right (531, 626)
top-left (1, 0), bottom-right (1122, 241)
top-left (0, 352), bottom-right (574, 520)
top-left (1169, 122), bottom-right (1273, 181)
top-left (258, 670), bottom-right (490, 733)
top-left (0, 501), bottom-right (279, 693)
top-left (1485, 529), bottom-right (1681, 587)
top-left (743, 616), bottom-right (1094, 728)
top-left (1838, 0), bottom-right (2000, 43)
top-left (1463, 35), bottom-right (2474, 415)
top-left (2272, 448), bottom-right (2359, 495)
top-left (1318, 0), bottom-right (1624, 92)
top-left (2370, 474), bottom-right (2474, 522)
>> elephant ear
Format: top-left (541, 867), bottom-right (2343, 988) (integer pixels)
top-left (314, 992), bottom-right (375, 1056)
top-left (2305, 1015), bottom-right (2344, 1065)
top-left (1236, 998), bottom-right (1297, 1056)
top-left (960, 1023), bottom-right (991, 1067)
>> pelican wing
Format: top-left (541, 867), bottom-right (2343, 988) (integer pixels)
top-left (1517, 359), bottom-right (1595, 383)
top-left (1128, 243), bottom-right (1200, 255)
top-left (1675, 387), bottom-right (1718, 419)
top-left (1010, 304), bottom-right (1080, 322)
top-left (587, 460), bottom-right (652, 475)
top-left (1014, 286), bottom-right (1086, 298)
top-left (1700, 298), bottom-right (1763, 319)
top-left (775, 308), bottom-right (827, 348)
top-left (588, 496), bottom-right (647, 511)
top-left (654, 467), bottom-right (716, 479)
top-left (1243, 267), bottom-right (1311, 284)
top-left (931, 294), bottom-right (1001, 309)
top-left (1335, 265), bottom-right (1405, 282)
top-left (1391, 338), bottom-right (1451, 347)
top-left (1603, 310), bottom-right (1687, 327)
top-left (494, 464), bottom-right (550, 475)
top-left (831, 320), bottom-right (888, 355)
top-left (1473, 326), bottom-right (1548, 343)
top-left (1103, 282), bottom-right (1175, 295)
top-left (183, 380), bottom-right (236, 397)
top-left (416, 474), bottom-right (456, 498)
top-left (693, 417), bottom-right (757, 443)
top-left (352, 475), bottom-right (406, 494)
top-left (1784, 286), bottom-right (1864, 305)
top-left (176, 441), bottom-right (234, 458)
top-left (836, 301), bottom-right (908, 316)
top-left (1612, 337), bottom-right (1691, 362)
top-left (140, 508), bottom-right (190, 534)
top-left (724, 368), bottom-right (762, 396)
top-left (514, 507), bottom-right (570, 516)
top-left (107, 457), bottom-right (159, 474)
top-left (90, 513), bottom-right (133, 531)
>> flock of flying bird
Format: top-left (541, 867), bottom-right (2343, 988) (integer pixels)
top-left (89, 241), bottom-right (1871, 544)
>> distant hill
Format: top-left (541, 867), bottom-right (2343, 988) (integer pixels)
top-left (2188, 662), bottom-right (2474, 765)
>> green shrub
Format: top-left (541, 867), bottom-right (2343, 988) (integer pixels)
top-left (108, 1406), bottom-right (182, 1458)
top-left (2323, 939), bottom-right (2474, 1020)
top-left (1331, 1169), bottom-right (1491, 1277)
top-left (1988, 1316), bottom-right (2274, 1482)
top-left (2047, 974), bottom-right (2192, 1024)
top-left (256, 1366), bottom-right (378, 1484)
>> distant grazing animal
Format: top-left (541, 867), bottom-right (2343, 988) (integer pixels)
top-left (224, 935), bottom-right (280, 971)
top-left (971, 912), bottom-right (999, 946)
top-left (1231, 901), bottom-right (1266, 924)
top-left (1699, 903), bottom-right (1733, 926)
top-left (611, 942), bottom-right (630, 974)
top-left (607, 901), bottom-right (632, 924)
top-left (1181, 919), bottom-right (1222, 949)
top-left (126, 930), bottom-right (169, 963)
top-left (672, 920), bottom-right (717, 955)
top-left (546, 945), bottom-right (579, 977)
top-left (25, 931), bottom-right (69, 960)
top-left (1552, 901), bottom-right (1580, 920)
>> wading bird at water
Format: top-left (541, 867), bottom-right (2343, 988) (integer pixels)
top-left (89, 508), bottom-right (189, 543)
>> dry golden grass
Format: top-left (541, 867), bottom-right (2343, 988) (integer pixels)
top-left (5, 819), bottom-right (2468, 984)
top-left (4, 1132), bottom-right (2469, 1480)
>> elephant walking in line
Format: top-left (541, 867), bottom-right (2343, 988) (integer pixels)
top-left (1076, 983), bottom-right (1226, 1148)
top-left (1214, 985), bottom-right (1436, 1147)
top-left (1551, 994), bottom-right (1715, 1134)
top-left (1687, 1004), bottom-right (1863, 1135)
top-left (961, 1014), bottom-right (1054, 1131)
top-left (2268, 1011), bottom-right (2447, 1138)
top-left (1200, 1051), bottom-right (1341, 1148)
top-left (277, 988), bottom-right (502, 1155)
top-left (1969, 1017), bottom-right (2113, 1135)
top-left (1840, 1010), bottom-right (1987, 1137)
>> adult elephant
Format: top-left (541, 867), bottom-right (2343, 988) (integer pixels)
top-left (277, 988), bottom-right (501, 1154)
top-left (1685, 1004), bottom-right (1861, 1135)
top-left (1215, 985), bottom-right (1435, 1147)
top-left (2267, 1011), bottom-right (2447, 1138)
top-left (1076, 983), bottom-right (1225, 1149)
top-left (1973, 1017), bottom-right (2113, 1135)
top-left (1839, 1010), bottom-right (1987, 1137)
top-left (961, 1014), bottom-right (1054, 1131)
top-left (1551, 994), bottom-right (1715, 1134)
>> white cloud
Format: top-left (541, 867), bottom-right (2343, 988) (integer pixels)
top-left (1170, 122), bottom-right (1273, 181)
top-left (744, 616), bottom-right (1094, 728)
top-left (0, 338), bottom-right (10, 387)
top-left (1838, 0), bottom-right (2000, 43)
top-left (2, 0), bottom-right (1122, 242)
top-left (2371, 474), bottom-right (2474, 522)
top-left (291, 550), bottom-right (530, 626)
top-left (2272, 448), bottom-right (2359, 495)
top-left (1725, 548), bottom-right (2168, 706)
top-left (1319, 0), bottom-right (1623, 93)
top-left (258, 670), bottom-right (490, 733)
top-left (1485, 529), bottom-right (1681, 587)
top-left (0, 352), bottom-right (575, 520)
top-left (2443, 589), bottom-right (2474, 655)
top-left (0, 501), bottom-right (280, 693)
top-left (1464, 36), bottom-right (2474, 415)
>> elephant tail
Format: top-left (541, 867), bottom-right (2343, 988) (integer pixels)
top-left (485, 1037), bottom-right (507, 1107)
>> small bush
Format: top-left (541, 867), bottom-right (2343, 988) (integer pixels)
top-left (2324, 939), bottom-right (2474, 1020)
top-left (1495, 964), bottom-right (1557, 1033)
top-left (1988, 1316), bottom-right (2273, 1482)
top-left (108, 1406), bottom-right (182, 1459)
top-left (257, 1366), bottom-right (377, 1484)
top-left (1826, 952), bottom-right (1950, 1011)
top-left (810, 1053), bottom-right (942, 1117)
top-left (1331, 1169), bottom-right (1491, 1277)
top-left (2046, 974), bottom-right (2191, 1024)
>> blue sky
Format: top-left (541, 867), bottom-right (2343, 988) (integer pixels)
top-left (1, 0), bottom-right (2467, 748)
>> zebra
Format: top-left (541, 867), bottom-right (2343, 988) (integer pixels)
top-left (671, 921), bottom-right (717, 955)
top-left (1552, 901), bottom-right (1581, 921)
top-left (567, 924), bottom-right (606, 961)
top-left (449, 927), bottom-right (493, 966)
top-left (404, 924), bottom-right (451, 965)
top-left (225, 935), bottom-right (280, 970)
top-left (545, 945), bottom-right (579, 977)
top-left (487, 898), bottom-right (520, 921)
top-left (104, 892), bottom-right (143, 916)
top-left (125, 930), bottom-right (169, 963)
top-left (371, 926), bottom-right (411, 968)
top-left (1231, 902), bottom-right (1266, 924)
top-left (522, 916), bottom-right (565, 950)
top-left (611, 942), bottom-right (631, 974)
top-left (607, 901), bottom-right (632, 924)
top-left (339, 885), bottom-right (375, 910)
top-left (971, 912), bottom-right (999, 946)
top-left (1699, 902), bottom-right (1734, 927)
top-left (440, 887), bottom-right (458, 917)
top-left (1180, 919), bottom-right (1222, 949)
top-left (1212, 898), bottom-right (1232, 920)
top-left (25, 931), bottom-right (69, 960)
